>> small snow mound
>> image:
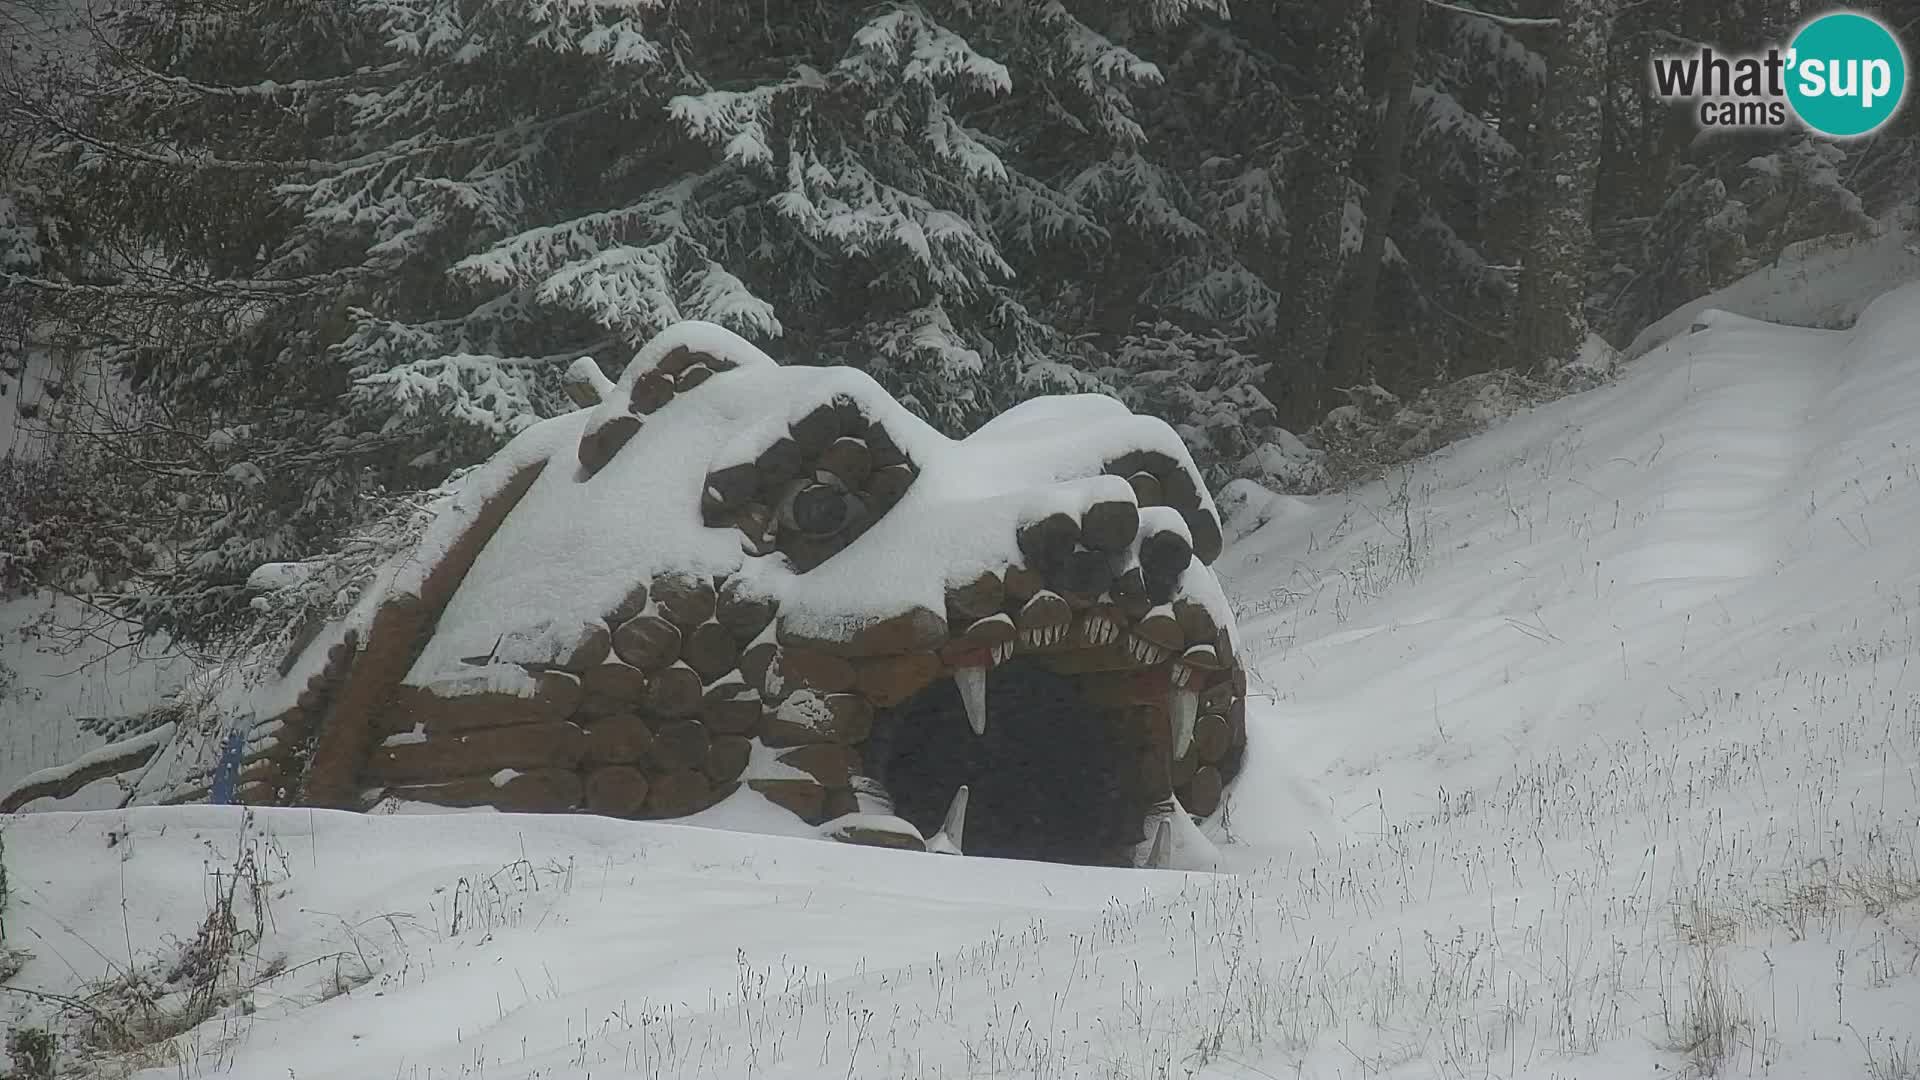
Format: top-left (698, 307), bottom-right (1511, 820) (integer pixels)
top-left (1566, 333), bottom-right (1619, 379)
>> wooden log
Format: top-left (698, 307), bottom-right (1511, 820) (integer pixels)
top-left (1195, 713), bottom-right (1231, 762)
top-left (1003, 564), bottom-right (1045, 603)
top-left (1017, 590), bottom-right (1073, 634)
top-left (705, 735), bottom-right (752, 783)
top-left (790, 402), bottom-right (846, 454)
top-left (308, 461), bottom-right (550, 807)
top-left (1160, 463), bottom-right (1201, 511)
top-left (1016, 512), bottom-right (1080, 574)
top-left (611, 614), bottom-right (681, 673)
top-left (576, 662), bottom-right (650, 721)
top-left (645, 661), bottom-right (705, 718)
top-left (365, 721), bottom-right (584, 784)
top-left (946, 570), bottom-right (1005, 622)
top-left (715, 579), bottom-right (777, 643)
top-left (777, 646), bottom-right (858, 694)
top-left (701, 679), bottom-right (764, 735)
top-left (750, 778), bottom-right (828, 823)
top-left (823, 787), bottom-right (860, 821)
top-left (759, 692), bottom-right (837, 748)
top-left (585, 766), bottom-right (651, 816)
top-left (736, 503), bottom-right (777, 556)
top-left (1186, 509), bottom-right (1224, 565)
top-left (1055, 547), bottom-right (1114, 603)
top-left (853, 652), bottom-right (943, 707)
top-left (1200, 678), bottom-right (1234, 713)
top-left (578, 414), bottom-right (641, 476)
top-left (606, 580), bottom-right (651, 625)
top-left (581, 713), bottom-right (655, 766)
top-left (739, 639), bottom-right (779, 696)
top-left (1112, 568), bottom-right (1153, 621)
top-left (494, 619), bottom-right (611, 672)
top-left (675, 364), bottom-right (713, 391)
top-left (649, 718), bottom-right (712, 771)
top-left (777, 606), bottom-right (946, 658)
top-left (777, 744), bottom-right (860, 788)
top-left (646, 769), bottom-right (713, 817)
top-left (818, 436), bottom-right (873, 489)
top-left (865, 463), bottom-right (915, 510)
top-left (1110, 449), bottom-right (1181, 479)
top-left (1173, 598), bottom-right (1217, 645)
top-left (756, 436), bottom-right (805, 488)
top-left (1132, 606), bottom-right (1185, 653)
top-left (1125, 470), bottom-right (1163, 507)
top-left (823, 693), bottom-right (873, 743)
top-left (704, 463), bottom-right (760, 517)
top-left (959, 612), bottom-right (1016, 645)
top-left (563, 363), bottom-right (607, 409)
top-left (864, 421), bottom-right (906, 466)
top-left (652, 572), bottom-right (717, 632)
top-left (684, 621), bottom-right (739, 683)
top-left (656, 345), bottom-right (699, 375)
top-left (1080, 499), bottom-right (1139, 553)
top-left (381, 670), bottom-right (582, 737)
top-left (1179, 642), bottom-right (1221, 670)
top-left (629, 370), bottom-right (676, 414)
top-left (1140, 528), bottom-right (1193, 583)
top-left (1185, 765), bottom-right (1223, 817)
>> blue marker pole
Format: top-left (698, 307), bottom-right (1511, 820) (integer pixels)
top-left (209, 728), bottom-right (248, 805)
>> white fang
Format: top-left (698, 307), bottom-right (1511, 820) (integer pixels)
top-left (956, 665), bottom-right (988, 735)
top-left (927, 785), bottom-right (969, 855)
top-left (1145, 818), bottom-right (1172, 868)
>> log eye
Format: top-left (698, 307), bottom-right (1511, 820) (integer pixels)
top-left (700, 394), bottom-right (921, 571)
top-left (780, 479), bottom-right (862, 539)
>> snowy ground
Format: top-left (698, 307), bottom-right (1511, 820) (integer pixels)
top-left (5, 280), bottom-right (1920, 1078)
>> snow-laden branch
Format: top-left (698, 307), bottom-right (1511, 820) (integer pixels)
top-left (1425, 0), bottom-right (1561, 28)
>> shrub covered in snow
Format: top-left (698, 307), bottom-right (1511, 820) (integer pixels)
top-left (0, 452), bottom-right (154, 601)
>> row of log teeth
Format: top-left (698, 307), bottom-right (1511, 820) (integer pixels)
top-left (939, 549), bottom-right (1236, 671)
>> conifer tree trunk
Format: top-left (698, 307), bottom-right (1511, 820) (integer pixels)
top-left (1272, 4), bottom-right (1366, 422)
top-left (1517, 0), bottom-right (1612, 369)
top-left (1335, 0), bottom-right (1422, 391)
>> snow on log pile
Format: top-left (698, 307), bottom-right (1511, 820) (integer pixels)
top-left (22, 323), bottom-right (1248, 867)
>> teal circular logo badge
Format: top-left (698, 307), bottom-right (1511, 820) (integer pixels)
top-left (1786, 12), bottom-right (1907, 137)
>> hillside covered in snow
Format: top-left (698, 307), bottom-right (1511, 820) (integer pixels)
top-left (3, 265), bottom-right (1918, 1077)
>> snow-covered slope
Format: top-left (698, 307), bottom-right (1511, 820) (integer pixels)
top-left (0, 593), bottom-right (186, 793)
top-left (5, 281), bottom-right (1920, 1078)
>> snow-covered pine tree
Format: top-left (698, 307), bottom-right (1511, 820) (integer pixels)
top-left (1593, 0), bottom-right (1897, 342)
top-left (1092, 322), bottom-right (1284, 487)
top-left (1280, 3), bottom-right (1366, 410)
top-left (29, 0), bottom-right (1219, 643)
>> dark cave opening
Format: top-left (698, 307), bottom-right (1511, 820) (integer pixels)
top-left (867, 661), bottom-right (1146, 866)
